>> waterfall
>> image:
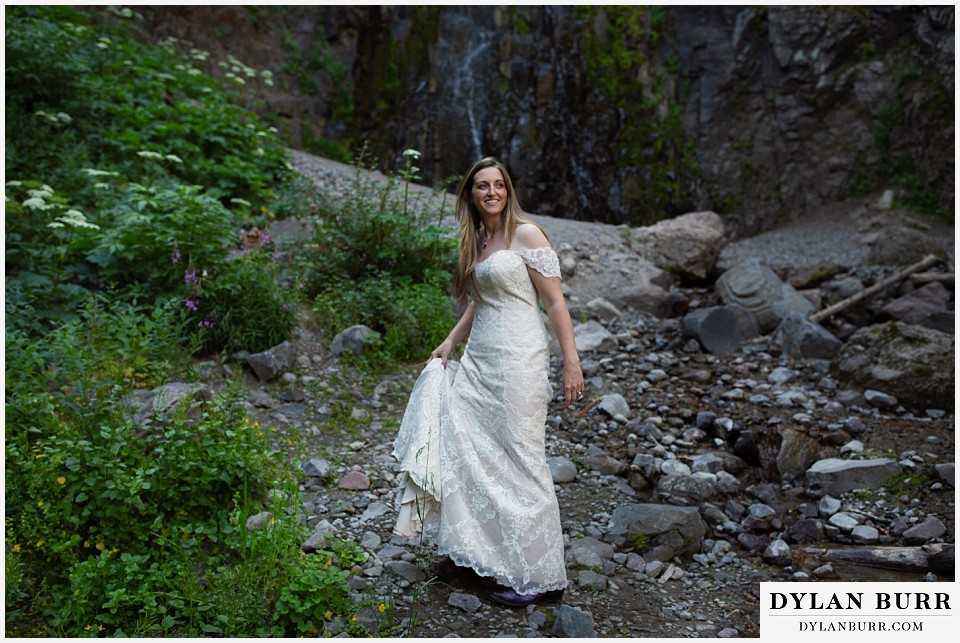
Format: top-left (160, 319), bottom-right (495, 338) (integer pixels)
top-left (438, 14), bottom-right (495, 163)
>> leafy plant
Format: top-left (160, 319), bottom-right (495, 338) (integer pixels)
top-left (272, 540), bottom-right (364, 636)
top-left (297, 146), bottom-right (457, 365)
top-left (187, 246), bottom-right (302, 356)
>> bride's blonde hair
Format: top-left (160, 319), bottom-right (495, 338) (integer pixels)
top-left (452, 157), bottom-right (541, 305)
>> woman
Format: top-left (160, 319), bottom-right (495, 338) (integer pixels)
top-left (393, 157), bottom-right (584, 608)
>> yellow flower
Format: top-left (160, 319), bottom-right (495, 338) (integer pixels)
top-left (12, 544), bottom-right (20, 553)
top-left (35, 541), bottom-right (43, 548)
top-left (96, 542), bottom-right (105, 551)
top-left (57, 476), bottom-right (66, 485)
top-left (36, 501), bottom-right (43, 508)
top-left (378, 603), bottom-right (386, 613)
top-left (324, 610), bottom-right (334, 621)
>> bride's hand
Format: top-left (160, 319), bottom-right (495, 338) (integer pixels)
top-left (430, 339), bottom-right (455, 367)
top-left (562, 362), bottom-right (584, 408)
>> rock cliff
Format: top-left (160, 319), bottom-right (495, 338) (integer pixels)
top-left (132, 5), bottom-right (953, 230)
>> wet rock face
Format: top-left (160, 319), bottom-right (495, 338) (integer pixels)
top-left (136, 5), bottom-right (954, 226)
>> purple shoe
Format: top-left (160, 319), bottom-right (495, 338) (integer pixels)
top-left (490, 587), bottom-right (564, 608)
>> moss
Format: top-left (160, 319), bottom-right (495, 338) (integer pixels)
top-left (627, 533), bottom-right (650, 550)
top-left (576, 5), bottom-right (700, 224)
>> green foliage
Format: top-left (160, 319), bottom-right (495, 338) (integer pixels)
top-left (314, 269), bottom-right (455, 365)
top-left (298, 148), bottom-right (457, 365)
top-left (188, 247), bottom-right (302, 356)
top-left (845, 58), bottom-right (951, 221)
top-left (5, 5), bottom-right (293, 333)
top-left (576, 5), bottom-right (698, 223)
top-left (91, 180), bottom-right (236, 292)
top-left (272, 540), bottom-right (363, 635)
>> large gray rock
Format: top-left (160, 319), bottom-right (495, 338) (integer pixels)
top-left (553, 605), bottom-right (597, 638)
top-left (773, 312), bottom-right (843, 360)
top-left (548, 456), bottom-right (578, 483)
top-left (631, 210), bottom-right (726, 281)
top-left (656, 474), bottom-right (717, 505)
top-left (880, 282), bottom-right (954, 334)
top-left (132, 382), bottom-right (209, 424)
top-left (574, 320), bottom-right (618, 353)
top-left (681, 306), bottom-right (743, 353)
top-left (569, 252), bottom-right (683, 318)
top-left (247, 340), bottom-right (297, 381)
top-left (716, 259), bottom-right (815, 333)
top-left (597, 393), bottom-right (631, 419)
top-left (805, 458), bottom-right (902, 495)
top-left (776, 427), bottom-right (824, 482)
top-left (605, 503), bottom-right (707, 561)
top-left (330, 325), bottom-right (379, 357)
top-left (830, 321), bottom-right (955, 410)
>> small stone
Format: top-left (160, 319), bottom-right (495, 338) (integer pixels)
top-left (338, 471), bottom-right (371, 490)
top-left (448, 592), bottom-right (482, 613)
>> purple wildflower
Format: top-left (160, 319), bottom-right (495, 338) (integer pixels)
top-left (184, 269), bottom-right (198, 286)
top-left (171, 248), bottom-right (181, 264)
top-left (185, 299), bottom-right (198, 311)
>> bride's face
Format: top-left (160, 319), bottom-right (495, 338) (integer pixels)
top-left (471, 167), bottom-right (507, 218)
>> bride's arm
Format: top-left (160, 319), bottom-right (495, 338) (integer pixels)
top-left (514, 225), bottom-right (584, 407)
top-left (430, 300), bottom-right (475, 367)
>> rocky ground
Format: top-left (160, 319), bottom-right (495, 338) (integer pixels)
top-left (200, 153), bottom-right (955, 638)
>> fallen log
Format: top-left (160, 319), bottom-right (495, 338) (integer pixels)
top-left (910, 271), bottom-right (954, 285)
top-left (803, 543), bottom-right (954, 574)
top-left (810, 254), bottom-right (943, 323)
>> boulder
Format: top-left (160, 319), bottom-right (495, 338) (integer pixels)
top-left (631, 210), bottom-right (726, 281)
top-left (553, 605), bottom-right (597, 638)
top-left (574, 320), bottom-right (618, 353)
top-left (681, 306), bottom-right (743, 353)
top-left (247, 340), bottom-right (297, 381)
top-left (880, 282), bottom-right (954, 334)
top-left (330, 325), bottom-right (379, 357)
top-left (715, 259), bottom-right (815, 333)
top-left (773, 312), bottom-right (843, 360)
top-left (132, 382), bottom-right (209, 425)
top-left (570, 252), bottom-right (683, 317)
top-left (776, 427), bottom-right (823, 482)
top-left (606, 503), bottom-right (707, 561)
top-left (830, 321), bottom-right (955, 410)
top-left (805, 458), bottom-right (902, 495)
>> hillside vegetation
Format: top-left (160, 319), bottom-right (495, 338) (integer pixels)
top-left (5, 6), bottom-right (453, 636)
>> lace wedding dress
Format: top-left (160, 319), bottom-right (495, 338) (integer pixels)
top-left (393, 247), bottom-right (567, 595)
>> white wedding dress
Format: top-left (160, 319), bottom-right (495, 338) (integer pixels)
top-left (393, 246), bottom-right (567, 595)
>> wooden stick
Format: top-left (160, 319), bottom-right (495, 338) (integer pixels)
top-left (810, 254), bottom-right (942, 322)
top-left (909, 272), bottom-right (954, 284)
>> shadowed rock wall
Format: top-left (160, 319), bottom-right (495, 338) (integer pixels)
top-left (133, 5), bottom-right (953, 230)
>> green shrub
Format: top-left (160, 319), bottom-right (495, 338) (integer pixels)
top-left (298, 148), bottom-right (457, 365)
top-left (89, 180), bottom-right (236, 292)
top-left (187, 247), bottom-right (302, 355)
top-left (272, 540), bottom-right (364, 636)
top-left (313, 269), bottom-right (455, 364)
